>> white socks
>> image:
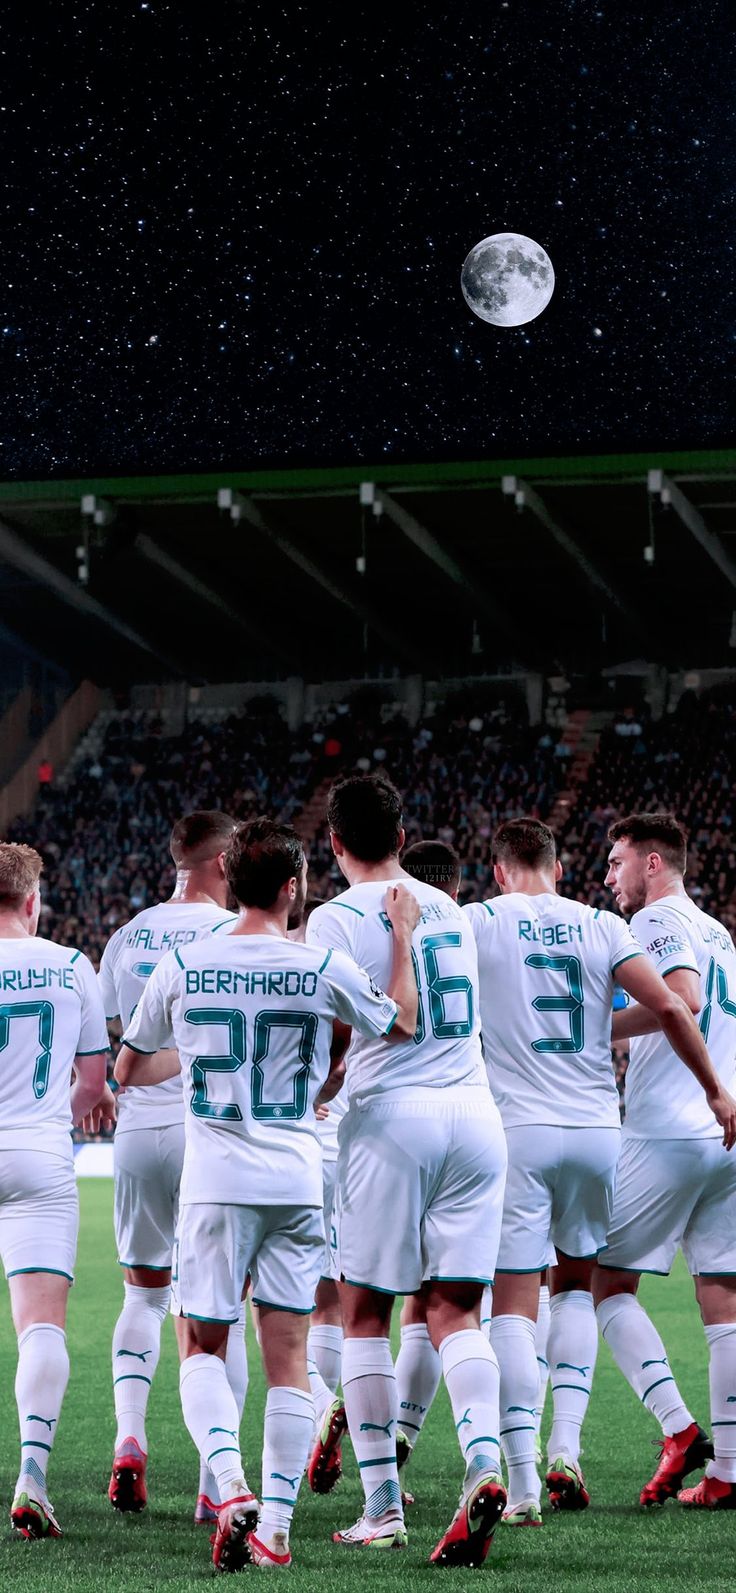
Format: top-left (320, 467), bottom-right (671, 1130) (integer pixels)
top-left (180, 1353), bottom-right (249, 1502)
top-left (536, 1284), bottom-right (551, 1441)
top-left (112, 1282), bottom-right (170, 1451)
top-left (342, 1337), bottom-right (403, 1525)
top-left (490, 1314), bottom-right (540, 1506)
top-left (439, 1328), bottom-right (501, 1490)
top-left (547, 1290), bottom-right (598, 1462)
top-left (15, 1323), bottom-right (70, 1499)
top-left (307, 1324), bottom-right (343, 1394)
top-left (705, 1322), bottom-right (736, 1484)
top-left (259, 1386), bottom-right (314, 1540)
top-left (395, 1323), bottom-right (441, 1451)
top-left (480, 1286), bottom-right (493, 1340)
top-left (198, 1304), bottom-right (249, 1505)
top-left (596, 1293), bottom-right (693, 1436)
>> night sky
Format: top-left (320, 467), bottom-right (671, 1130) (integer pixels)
top-left (0, 1), bottom-right (733, 479)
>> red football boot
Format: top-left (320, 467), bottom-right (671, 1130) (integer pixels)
top-left (678, 1474), bottom-right (736, 1510)
top-left (211, 1494), bottom-right (260, 1572)
top-left (109, 1436), bottom-right (148, 1513)
top-left (639, 1422), bottom-right (713, 1508)
top-left (429, 1475), bottom-right (506, 1568)
top-left (307, 1399), bottom-right (348, 1495)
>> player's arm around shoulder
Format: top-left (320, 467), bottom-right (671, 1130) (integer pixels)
top-left (319, 885), bottom-right (421, 1044)
top-left (615, 942), bottom-right (736, 1148)
top-left (611, 905), bottom-right (700, 1041)
top-left (115, 949), bottom-right (181, 1088)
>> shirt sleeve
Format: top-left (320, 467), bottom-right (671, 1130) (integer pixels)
top-left (321, 947), bottom-right (398, 1038)
top-left (629, 905), bottom-right (699, 978)
top-left (463, 900), bottom-right (494, 947)
top-left (604, 911), bottom-right (646, 976)
top-left (73, 952), bottom-right (112, 1055)
top-left (305, 902), bottom-right (356, 958)
top-left (97, 935), bottom-right (120, 1021)
top-left (122, 953), bottom-right (177, 1054)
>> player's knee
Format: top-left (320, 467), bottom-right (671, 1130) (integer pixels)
top-left (591, 1264), bottom-right (639, 1307)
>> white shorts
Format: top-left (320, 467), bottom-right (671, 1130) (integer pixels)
top-left (321, 1158), bottom-right (339, 1281)
top-left (496, 1124), bottom-right (620, 1273)
top-left (0, 1150), bottom-right (78, 1283)
top-left (335, 1092), bottom-right (507, 1296)
top-left (114, 1124), bottom-right (185, 1271)
top-left (175, 1202), bottom-right (325, 1323)
top-left (598, 1134), bottom-right (736, 1277)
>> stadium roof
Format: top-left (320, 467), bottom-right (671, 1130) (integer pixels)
top-left (0, 446), bottom-right (734, 685)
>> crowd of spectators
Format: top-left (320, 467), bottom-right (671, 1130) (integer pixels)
top-left (12, 684), bottom-right (736, 961)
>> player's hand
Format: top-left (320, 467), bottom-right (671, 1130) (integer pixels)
top-left (384, 882), bottom-right (421, 938)
top-left (706, 1083), bottom-right (736, 1151)
top-left (315, 1103), bottom-right (330, 1120)
top-left (82, 1082), bottom-right (118, 1137)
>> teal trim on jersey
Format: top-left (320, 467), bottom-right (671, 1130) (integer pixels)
top-left (332, 902), bottom-right (365, 917)
top-left (7, 1266), bottom-right (73, 1282)
top-left (342, 1278), bottom-right (396, 1296)
top-left (117, 1260), bottom-right (171, 1271)
top-left (611, 950), bottom-right (644, 973)
top-left (120, 1041), bottom-right (155, 1055)
top-left (495, 1266), bottom-right (546, 1276)
top-left (75, 1047), bottom-right (110, 1056)
top-left (174, 949), bottom-right (186, 970)
top-left (697, 1271), bottom-right (736, 1278)
top-left (428, 1273), bottom-right (493, 1284)
top-left (641, 1374), bottom-right (674, 1402)
top-left (662, 964), bottom-right (700, 977)
top-left (211, 917), bottom-right (237, 933)
top-left (251, 1297), bottom-right (314, 1315)
top-left (318, 949), bottom-right (333, 974)
top-left (596, 1262), bottom-right (669, 1276)
top-left (384, 1010), bottom-right (398, 1035)
top-left (483, 902), bottom-right (495, 917)
top-left (70, 949), bottom-right (82, 963)
top-left (594, 909), bottom-right (601, 919)
top-left (184, 1311), bottom-right (239, 1324)
top-left (105, 1014), bottom-right (119, 1022)
top-left (113, 1374), bottom-right (152, 1387)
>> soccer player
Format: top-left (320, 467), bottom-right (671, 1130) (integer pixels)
top-left (395, 840), bottom-right (554, 1491)
top-left (98, 810), bottom-right (239, 1516)
top-left (0, 843), bottom-right (110, 1539)
top-left (306, 777), bottom-right (508, 1567)
top-left (115, 817), bottom-right (419, 1572)
top-left (465, 817), bottom-right (736, 1525)
top-left (286, 897), bottom-right (350, 1471)
top-left (595, 813), bottom-right (736, 1509)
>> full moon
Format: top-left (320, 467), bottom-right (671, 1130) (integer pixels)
top-left (461, 233), bottom-right (555, 327)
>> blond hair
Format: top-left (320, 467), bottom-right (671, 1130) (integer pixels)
top-left (0, 843), bottom-right (43, 907)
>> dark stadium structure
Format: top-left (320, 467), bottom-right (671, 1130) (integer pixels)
top-left (0, 447), bottom-right (735, 686)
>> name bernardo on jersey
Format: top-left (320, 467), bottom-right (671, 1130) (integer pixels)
top-left (183, 967), bottom-right (322, 999)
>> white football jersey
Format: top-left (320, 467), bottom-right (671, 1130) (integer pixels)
top-left (625, 895), bottom-right (736, 1139)
top-left (122, 933), bottom-right (398, 1205)
top-left (0, 936), bottom-right (108, 1156)
top-left (306, 880), bottom-right (487, 1101)
top-left (99, 901), bottom-right (236, 1131)
top-left (465, 892), bottom-right (642, 1129)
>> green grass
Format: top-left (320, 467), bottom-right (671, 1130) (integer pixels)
top-left (0, 1182), bottom-right (732, 1591)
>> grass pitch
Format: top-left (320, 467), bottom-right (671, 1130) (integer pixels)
top-left (0, 1181), bottom-right (732, 1592)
